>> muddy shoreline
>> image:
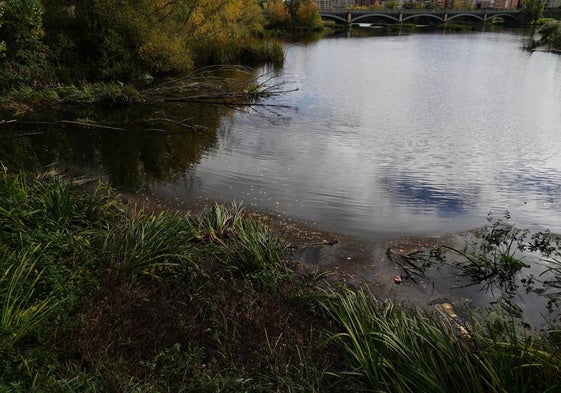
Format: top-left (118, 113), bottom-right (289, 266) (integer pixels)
top-left (134, 191), bottom-right (561, 329)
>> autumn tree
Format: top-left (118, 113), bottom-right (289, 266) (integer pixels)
top-left (262, 0), bottom-right (323, 31)
top-left (292, 0), bottom-right (323, 28)
top-left (263, 0), bottom-right (290, 29)
top-left (183, 0), bottom-right (266, 64)
top-left (38, 0), bottom-right (276, 81)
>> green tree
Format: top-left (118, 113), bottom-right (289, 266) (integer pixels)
top-left (539, 20), bottom-right (561, 49)
top-left (522, 0), bottom-right (546, 24)
top-left (40, 0), bottom-right (269, 79)
top-left (0, 0), bottom-right (46, 87)
top-left (385, 0), bottom-right (399, 10)
top-left (0, 5), bottom-right (6, 58)
top-left (2, 0), bottom-right (278, 85)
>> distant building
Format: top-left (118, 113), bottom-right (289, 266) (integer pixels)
top-left (473, 0), bottom-right (520, 8)
top-left (315, 0), bottom-right (356, 10)
top-left (356, 0), bottom-right (379, 6)
top-left (546, 0), bottom-right (561, 7)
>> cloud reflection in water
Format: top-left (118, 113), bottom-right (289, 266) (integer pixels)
top-left (381, 175), bottom-right (475, 216)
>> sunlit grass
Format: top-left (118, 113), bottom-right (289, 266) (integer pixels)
top-left (323, 286), bottom-right (561, 392)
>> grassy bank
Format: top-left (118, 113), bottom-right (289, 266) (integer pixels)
top-left (1, 169), bottom-right (560, 392)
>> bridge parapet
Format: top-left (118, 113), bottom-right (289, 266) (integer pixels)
top-left (320, 9), bottom-right (520, 24)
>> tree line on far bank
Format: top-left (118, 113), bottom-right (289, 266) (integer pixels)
top-left (0, 0), bottom-right (323, 90)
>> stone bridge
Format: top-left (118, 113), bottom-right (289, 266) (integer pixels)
top-left (320, 9), bottom-right (521, 24)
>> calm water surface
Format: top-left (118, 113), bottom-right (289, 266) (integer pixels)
top-left (4, 29), bottom-right (561, 324)
top-left (153, 30), bottom-right (561, 239)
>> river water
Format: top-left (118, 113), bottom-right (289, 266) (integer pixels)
top-left (3, 27), bottom-right (561, 325)
top-left (4, 29), bottom-right (561, 238)
top-left (152, 28), bottom-right (561, 240)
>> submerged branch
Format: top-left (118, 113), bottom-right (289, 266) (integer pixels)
top-left (4, 120), bottom-right (127, 132)
top-left (134, 117), bottom-right (208, 132)
top-left (0, 67), bottom-right (296, 132)
top-left (2, 116), bottom-right (210, 134)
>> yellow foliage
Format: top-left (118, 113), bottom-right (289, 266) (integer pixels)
top-left (295, 1), bottom-right (320, 26)
top-left (263, 0), bottom-right (290, 27)
top-left (41, 0), bottom-right (277, 78)
top-left (263, 0), bottom-right (322, 30)
top-left (183, 0), bottom-right (266, 64)
top-left (138, 32), bottom-right (193, 73)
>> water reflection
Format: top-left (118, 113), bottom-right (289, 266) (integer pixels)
top-left (0, 103), bottom-right (225, 189)
top-left (380, 175), bottom-right (472, 216)
top-left (160, 31), bottom-right (560, 239)
top-left (2, 30), bottom-right (561, 240)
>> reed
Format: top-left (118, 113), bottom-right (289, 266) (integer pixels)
top-left (224, 218), bottom-right (287, 275)
top-left (105, 210), bottom-right (198, 284)
top-left (1, 253), bottom-right (57, 350)
top-left (323, 286), bottom-right (561, 392)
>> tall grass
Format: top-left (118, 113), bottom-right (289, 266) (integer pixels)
top-left (2, 169), bottom-right (559, 392)
top-left (323, 287), bottom-right (482, 392)
top-left (188, 202), bottom-right (287, 276)
top-left (190, 202), bottom-right (245, 241)
top-left (105, 211), bottom-right (197, 283)
top-left (224, 219), bottom-right (287, 275)
top-left (1, 253), bottom-right (57, 350)
top-left (323, 287), bottom-right (561, 392)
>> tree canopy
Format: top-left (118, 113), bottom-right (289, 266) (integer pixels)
top-left (262, 0), bottom-right (323, 31)
top-left (0, 0), bottom-right (286, 88)
top-left (539, 20), bottom-right (561, 50)
top-left (522, 0), bottom-right (546, 24)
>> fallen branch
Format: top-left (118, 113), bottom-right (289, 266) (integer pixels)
top-left (1, 67), bottom-right (297, 129)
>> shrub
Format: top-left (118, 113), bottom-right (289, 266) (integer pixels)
top-left (539, 20), bottom-right (561, 50)
top-left (138, 33), bottom-right (194, 74)
top-left (263, 0), bottom-right (291, 29)
top-left (0, 0), bottom-right (48, 88)
top-left (262, 0), bottom-right (323, 31)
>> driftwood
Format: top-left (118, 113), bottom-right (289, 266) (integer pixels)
top-left (1, 66), bottom-right (296, 133)
top-left (141, 66), bottom-right (297, 106)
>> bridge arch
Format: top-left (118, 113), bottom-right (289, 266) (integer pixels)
top-left (485, 13), bottom-right (519, 21)
top-left (402, 14), bottom-right (445, 23)
top-left (446, 13), bottom-right (485, 22)
top-left (320, 13), bottom-right (348, 24)
top-left (353, 14), bottom-right (400, 23)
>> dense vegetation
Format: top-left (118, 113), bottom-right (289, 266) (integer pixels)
top-left (0, 0), bottom-right (323, 90)
top-left (262, 0), bottom-right (324, 31)
top-left (1, 170), bottom-right (560, 392)
top-left (522, 0), bottom-right (547, 24)
top-left (540, 20), bottom-right (561, 50)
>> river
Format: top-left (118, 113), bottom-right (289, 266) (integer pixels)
top-left (150, 28), bottom-right (561, 240)
top-left (4, 31), bottom-right (561, 240)
top-left (3, 28), bottom-right (561, 326)
top-left (4, 29), bottom-right (561, 240)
